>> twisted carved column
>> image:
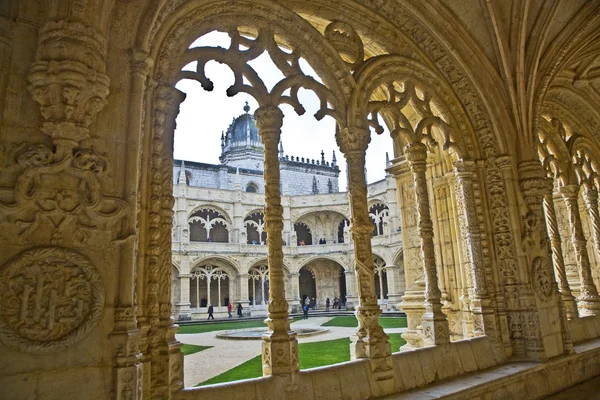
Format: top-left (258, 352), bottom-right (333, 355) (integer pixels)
top-left (560, 185), bottom-right (600, 316)
top-left (405, 142), bottom-right (449, 345)
top-left (337, 127), bottom-right (392, 385)
top-left (453, 160), bottom-right (496, 338)
top-left (582, 185), bottom-right (600, 262)
top-left (542, 186), bottom-right (578, 319)
top-left (255, 106), bottom-right (298, 376)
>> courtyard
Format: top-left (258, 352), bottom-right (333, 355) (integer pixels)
top-left (177, 314), bottom-right (408, 387)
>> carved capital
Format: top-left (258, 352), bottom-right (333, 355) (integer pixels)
top-left (518, 160), bottom-right (547, 208)
top-left (130, 50), bottom-right (153, 78)
top-left (254, 106), bottom-right (283, 135)
top-left (404, 142), bottom-right (428, 172)
top-left (27, 20), bottom-right (110, 146)
top-left (336, 127), bottom-right (370, 154)
top-left (559, 184), bottom-right (580, 200)
top-left (452, 159), bottom-right (476, 177)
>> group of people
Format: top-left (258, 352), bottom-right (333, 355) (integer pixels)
top-left (207, 302), bottom-right (244, 319)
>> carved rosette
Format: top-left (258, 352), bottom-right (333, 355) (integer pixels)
top-left (28, 20), bottom-right (109, 146)
top-left (0, 247), bottom-right (104, 353)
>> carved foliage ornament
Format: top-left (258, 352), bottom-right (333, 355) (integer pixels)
top-left (532, 257), bottom-right (554, 302)
top-left (0, 247), bottom-right (104, 353)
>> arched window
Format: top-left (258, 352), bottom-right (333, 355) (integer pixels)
top-left (245, 212), bottom-right (266, 244)
top-left (188, 208), bottom-right (230, 242)
top-left (246, 182), bottom-right (258, 192)
top-left (294, 222), bottom-right (313, 245)
top-left (369, 203), bottom-right (390, 236)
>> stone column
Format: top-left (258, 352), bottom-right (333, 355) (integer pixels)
top-left (290, 272), bottom-right (301, 313)
top-left (337, 127), bottom-right (392, 388)
top-left (560, 185), bottom-right (600, 315)
top-left (239, 273), bottom-right (250, 307)
top-left (255, 106), bottom-right (298, 376)
top-left (453, 160), bottom-right (497, 338)
top-left (582, 185), bottom-right (600, 262)
top-left (405, 142), bottom-right (449, 346)
top-left (177, 274), bottom-right (192, 320)
top-left (543, 186), bottom-right (578, 319)
top-left (344, 269), bottom-right (358, 309)
top-left (384, 265), bottom-right (404, 306)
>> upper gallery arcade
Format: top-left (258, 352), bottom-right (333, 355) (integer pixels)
top-left (1, 1), bottom-right (600, 399)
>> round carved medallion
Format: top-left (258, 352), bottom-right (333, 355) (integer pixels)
top-left (532, 257), bottom-right (554, 302)
top-left (0, 247), bottom-right (104, 352)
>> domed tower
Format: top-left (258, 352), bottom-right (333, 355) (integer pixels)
top-left (219, 102), bottom-right (266, 170)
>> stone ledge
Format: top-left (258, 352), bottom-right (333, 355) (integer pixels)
top-left (383, 337), bottom-right (600, 399)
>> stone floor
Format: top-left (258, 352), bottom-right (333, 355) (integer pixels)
top-left (177, 316), bottom-right (407, 387)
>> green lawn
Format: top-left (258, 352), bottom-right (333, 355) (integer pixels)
top-left (322, 316), bottom-right (407, 328)
top-left (197, 337), bottom-right (352, 386)
top-left (177, 318), bottom-right (301, 335)
top-left (177, 320), bottom-right (269, 334)
top-left (388, 333), bottom-right (407, 353)
top-left (181, 343), bottom-right (212, 356)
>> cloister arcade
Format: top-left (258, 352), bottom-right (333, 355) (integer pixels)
top-left (2, 1), bottom-right (600, 400)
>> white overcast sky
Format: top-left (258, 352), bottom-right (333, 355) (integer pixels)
top-left (173, 32), bottom-right (394, 191)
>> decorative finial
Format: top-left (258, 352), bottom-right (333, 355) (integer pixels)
top-left (321, 150), bottom-right (325, 164)
top-left (332, 150), bottom-right (337, 166)
top-left (243, 101), bottom-right (250, 113)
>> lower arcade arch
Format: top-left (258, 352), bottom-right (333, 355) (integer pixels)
top-left (298, 259), bottom-right (347, 309)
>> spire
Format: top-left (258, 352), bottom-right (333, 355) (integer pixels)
top-left (332, 150), bottom-right (337, 166)
top-left (321, 150), bottom-right (325, 164)
top-left (385, 151), bottom-right (390, 167)
top-left (312, 176), bottom-right (319, 194)
top-left (178, 160), bottom-right (187, 185)
top-left (279, 141), bottom-right (284, 158)
top-left (221, 131), bottom-right (225, 153)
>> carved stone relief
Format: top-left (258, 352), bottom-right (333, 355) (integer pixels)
top-left (0, 247), bottom-right (104, 353)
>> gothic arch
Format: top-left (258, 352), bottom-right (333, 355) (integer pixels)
top-left (190, 255), bottom-right (240, 276)
top-left (349, 55), bottom-right (481, 162)
top-left (248, 258), bottom-right (292, 275)
top-left (297, 255), bottom-right (348, 273)
top-left (143, 0), bottom-right (353, 112)
top-left (188, 204), bottom-right (233, 224)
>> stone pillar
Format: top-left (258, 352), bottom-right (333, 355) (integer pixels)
top-left (176, 274), bottom-right (192, 320)
top-left (337, 127), bottom-right (392, 390)
top-left (344, 269), bottom-right (358, 309)
top-left (405, 142), bottom-right (449, 346)
top-left (255, 106), bottom-right (298, 377)
top-left (239, 273), bottom-right (250, 307)
top-left (453, 160), bottom-right (497, 339)
top-left (582, 185), bottom-right (600, 262)
top-left (290, 272), bottom-right (301, 313)
top-left (384, 265), bottom-right (404, 306)
top-left (543, 186), bottom-right (578, 319)
top-left (560, 185), bottom-right (600, 315)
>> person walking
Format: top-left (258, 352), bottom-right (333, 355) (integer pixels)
top-left (237, 303), bottom-right (243, 317)
top-left (303, 303), bottom-right (309, 319)
top-left (325, 297), bottom-right (330, 312)
top-left (227, 301), bottom-right (232, 318)
top-left (207, 304), bottom-right (214, 320)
